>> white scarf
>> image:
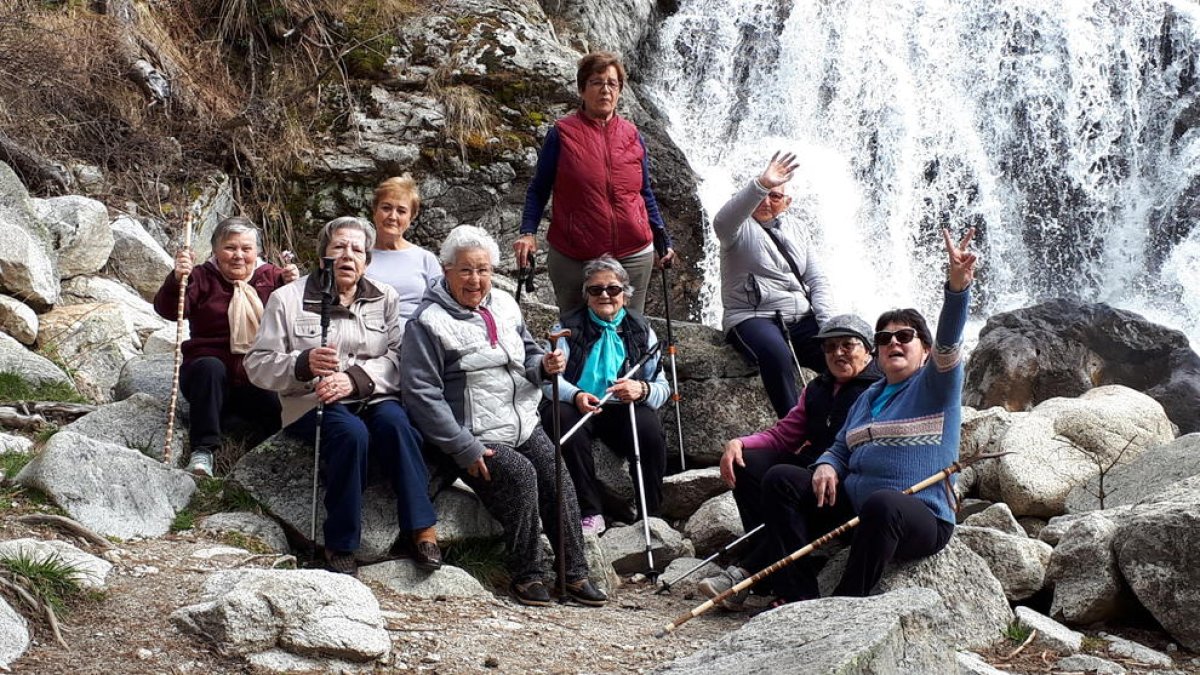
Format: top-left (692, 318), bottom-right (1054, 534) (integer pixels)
top-left (228, 280), bottom-right (265, 354)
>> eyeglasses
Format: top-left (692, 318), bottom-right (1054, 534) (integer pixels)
top-left (454, 267), bottom-right (492, 279)
top-left (874, 328), bottom-right (919, 347)
top-left (821, 338), bottom-right (862, 354)
top-left (587, 79), bottom-right (621, 90)
top-left (585, 284), bottom-right (625, 297)
top-left (766, 191), bottom-right (788, 202)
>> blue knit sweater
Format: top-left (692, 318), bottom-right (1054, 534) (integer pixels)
top-left (815, 285), bottom-right (970, 524)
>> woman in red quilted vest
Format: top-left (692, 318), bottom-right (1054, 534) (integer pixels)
top-left (516, 51), bottom-right (674, 316)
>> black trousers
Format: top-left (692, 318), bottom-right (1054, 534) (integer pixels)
top-left (542, 401), bottom-right (667, 520)
top-left (180, 356), bottom-right (280, 452)
top-left (761, 465), bottom-right (954, 601)
top-left (730, 448), bottom-right (812, 574)
top-left (728, 315), bottom-right (824, 418)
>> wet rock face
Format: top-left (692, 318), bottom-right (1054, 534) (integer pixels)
top-left (963, 299), bottom-right (1200, 433)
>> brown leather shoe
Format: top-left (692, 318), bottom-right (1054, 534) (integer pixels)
top-left (413, 540), bottom-right (443, 571)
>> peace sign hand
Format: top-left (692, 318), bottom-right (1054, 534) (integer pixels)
top-left (942, 227), bottom-right (978, 293)
top-left (758, 151), bottom-right (800, 190)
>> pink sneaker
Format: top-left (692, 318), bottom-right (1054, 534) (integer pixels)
top-left (581, 514), bottom-right (606, 536)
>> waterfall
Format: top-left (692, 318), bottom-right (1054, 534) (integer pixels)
top-left (642, 0), bottom-right (1200, 346)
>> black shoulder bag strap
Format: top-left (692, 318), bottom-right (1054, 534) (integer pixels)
top-left (761, 223), bottom-right (813, 306)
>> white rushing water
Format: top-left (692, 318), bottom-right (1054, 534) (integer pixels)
top-left (642, 0), bottom-right (1200, 346)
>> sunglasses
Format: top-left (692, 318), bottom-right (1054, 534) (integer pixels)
top-left (874, 328), bottom-right (919, 347)
top-left (766, 192), bottom-right (788, 202)
top-left (586, 284), bottom-right (625, 297)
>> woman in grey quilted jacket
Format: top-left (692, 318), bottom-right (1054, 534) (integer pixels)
top-left (401, 225), bottom-right (608, 608)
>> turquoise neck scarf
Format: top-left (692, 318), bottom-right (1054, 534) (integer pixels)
top-left (578, 308), bottom-right (627, 399)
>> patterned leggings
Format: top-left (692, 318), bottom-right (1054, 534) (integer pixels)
top-left (459, 426), bottom-right (589, 585)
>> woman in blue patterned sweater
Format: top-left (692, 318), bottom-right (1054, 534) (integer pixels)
top-left (760, 227), bottom-right (977, 603)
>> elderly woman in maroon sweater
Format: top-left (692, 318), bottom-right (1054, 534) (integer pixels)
top-left (153, 216), bottom-right (298, 477)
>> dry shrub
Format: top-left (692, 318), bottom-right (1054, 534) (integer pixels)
top-left (434, 83), bottom-right (498, 156)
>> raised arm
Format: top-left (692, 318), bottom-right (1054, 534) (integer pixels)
top-left (712, 151), bottom-right (799, 244)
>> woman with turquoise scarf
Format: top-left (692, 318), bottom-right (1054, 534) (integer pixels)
top-left (542, 255), bottom-right (670, 536)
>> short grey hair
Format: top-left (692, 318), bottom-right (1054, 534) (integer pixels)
top-left (210, 216), bottom-right (261, 250)
top-left (439, 225), bottom-right (500, 267)
top-left (317, 217), bottom-right (376, 263)
top-left (581, 255), bottom-right (634, 298)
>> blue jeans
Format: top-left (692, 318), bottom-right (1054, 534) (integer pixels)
top-left (286, 400), bottom-right (435, 552)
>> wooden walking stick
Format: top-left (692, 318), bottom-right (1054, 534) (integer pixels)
top-left (547, 328), bottom-right (571, 600)
top-left (162, 213), bottom-right (193, 467)
top-left (655, 451), bottom-right (1010, 637)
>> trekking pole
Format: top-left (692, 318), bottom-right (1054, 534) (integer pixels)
top-left (655, 524), bottom-right (765, 595)
top-left (628, 399), bottom-right (658, 580)
top-left (310, 257), bottom-right (335, 543)
top-left (560, 341), bottom-right (665, 445)
top-left (659, 264), bottom-right (686, 472)
top-left (547, 328), bottom-right (572, 600)
top-left (162, 212), bottom-right (193, 468)
top-left (775, 309), bottom-right (810, 388)
top-left (654, 452), bottom-right (1010, 637)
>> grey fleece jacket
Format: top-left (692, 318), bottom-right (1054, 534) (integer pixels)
top-left (713, 179), bottom-right (835, 332)
top-left (400, 279), bottom-right (547, 469)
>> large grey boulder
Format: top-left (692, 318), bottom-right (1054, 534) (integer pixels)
top-left (682, 492), bottom-right (742, 557)
top-left (1099, 632), bottom-right (1175, 668)
top-left (0, 295), bottom-right (37, 345)
top-left (63, 392), bottom-right (184, 468)
top-left (954, 525), bottom-right (1052, 602)
top-left (37, 302), bottom-right (141, 401)
top-left (645, 317), bottom-right (756, 380)
top-left (0, 538), bottom-right (113, 590)
top-left (984, 386), bottom-right (1175, 518)
top-left (661, 467), bottom-right (728, 521)
top-left (1013, 606), bottom-right (1083, 654)
top-left (0, 162), bottom-right (59, 309)
top-left (1114, 476), bottom-right (1200, 650)
top-left (112, 353), bottom-right (182, 412)
top-left (963, 299), bottom-right (1200, 434)
top-left (1047, 511), bottom-right (1133, 624)
top-left (658, 556), bottom-right (721, 593)
top-left (0, 331), bottom-right (72, 387)
top-left (60, 276), bottom-right (168, 348)
top-left (670, 378), bottom-right (775, 465)
top-left (601, 517), bottom-right (692, 575)
top-left (0, 433), bottom-right (32, 456)
top-left (33, 195), bottom-right (113, 278)
top-left (228, 433), bottom-right (458, 559)
top-left (962, 502), bottom-right (1025, 536)
top-left (170, 569), bottom-right (389, 668)
top-left (106, 215), bottom-right (173, 301)
top-left (0, 598), bottom-right (28, 671)
top-left (959, 406), bottom-right (1018, 497)
top-left (197, 512), bottom-right (291, 554)
top-left (1066, 433), bottom-right (1200, 512)
top-left (432, 481), bottom-right (504, 544)
top-left (14, 431), bottom-right (194, 539)
top-left (358, 559), bottom-right (488, 598)
top-left (656, 588), bottom-right (956, 674)
top-left (818, 537), bottom-right (1012, 650)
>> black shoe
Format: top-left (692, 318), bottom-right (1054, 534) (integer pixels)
top-left (413, 540), bottom-right (443, 571)
top-left (565, 578), bottom-right (608, 607)
top-left (510, 579), bottom-right (552, 607)
top-left (324, 549), bottom-right (358, 576)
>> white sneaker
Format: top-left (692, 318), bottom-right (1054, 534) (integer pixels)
top-left (581, 514), bottom-right (607, 536)
top-left (698, 565), bottom-right (749, 611)
top-left (187, 450), bottom-right (214, 478)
